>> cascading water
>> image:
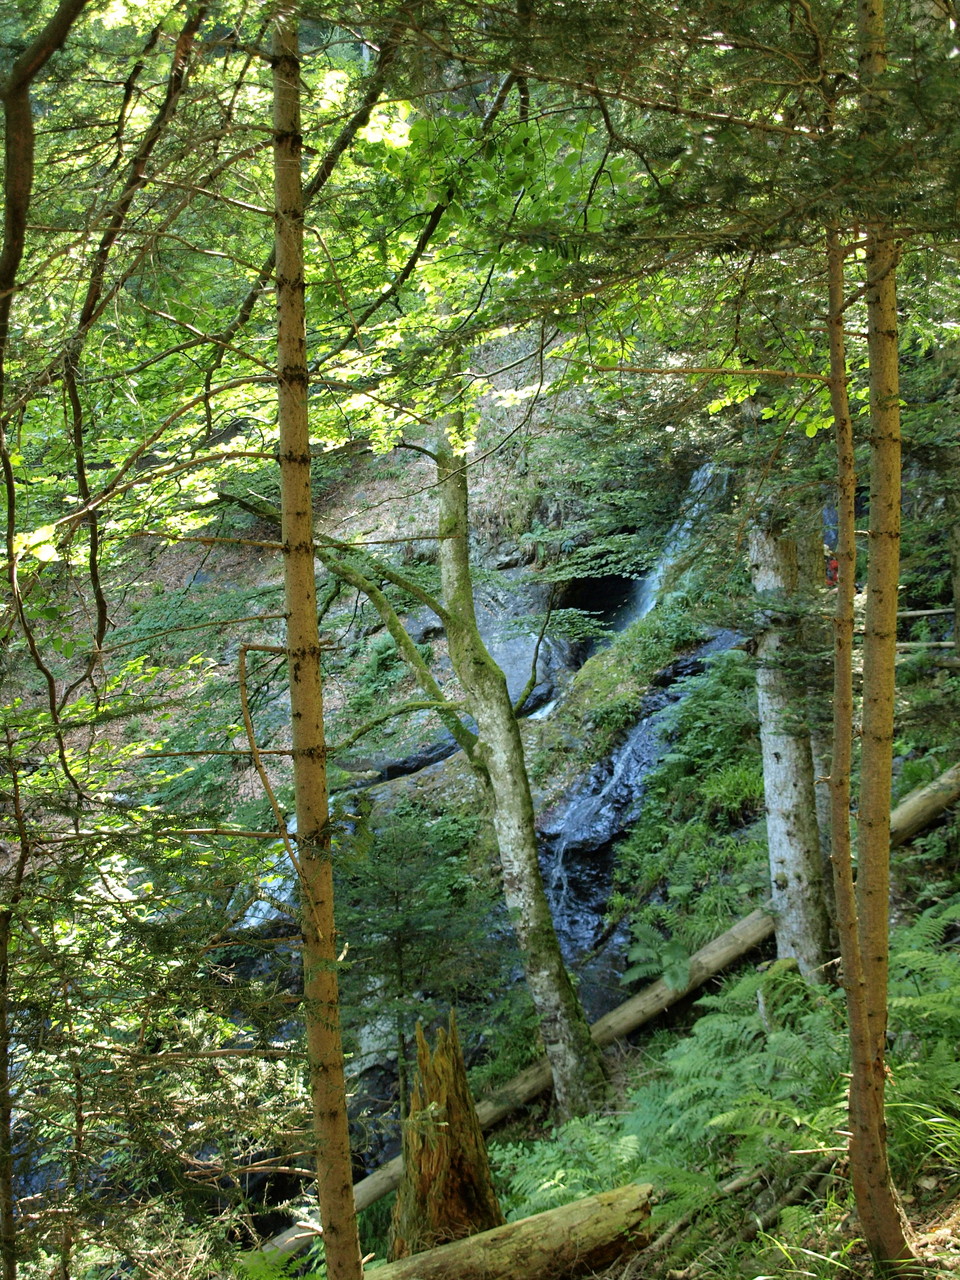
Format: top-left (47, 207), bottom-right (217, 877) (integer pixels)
top-left (528, 463), bottom-right (732, 1017)
top-left (238, 463), bottom-right (732, 1019)
top-left (539, 631), bottom-right (739, 1019)
top-left (609, 461), bottom-right (721, 632)
top-left (218, 461), bottom-right (734, 1195)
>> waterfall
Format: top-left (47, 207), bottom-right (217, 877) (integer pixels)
top-left (540, 630), bottom-right (740, 1018)
top-left (613, 462), bottom-right (719, 630)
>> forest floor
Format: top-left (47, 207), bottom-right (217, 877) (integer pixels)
top-left (592, 1193), bottom-right (960, 1280)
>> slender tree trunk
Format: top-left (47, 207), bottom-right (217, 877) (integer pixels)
top-left (796, 530), bottom-right (839, 945)
top-left (0, 882), bottom-right (21, 1280)
top-left (0, 12), bottom-right (89, 1277)
top-left (947, 504), bottom-right (960, 655)
top-left (849, 0), bottom-right (919, 1264)
top-left (826, 221), bottom-right (918, 1273)
top-left (272, 16), bottom-right (361, 1279)
top-left (854, 227), bottom-right (916, 1272)
top-left (748, 526), bottom-right (830, 979)
top-left (436, 435), bottom-right (607, 1118)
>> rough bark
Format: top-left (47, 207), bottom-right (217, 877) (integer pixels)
top-left (272, 15), bottom-right (361, 1280)
top-left (827, 160), bottom-right (917, 1273)
top-left (389, 1015), bottom-right (503, 1259)
top-left (436, 434), bottom-right (607, 1119)
top-left (851, 220), bottom-right (916, 1272)
top-left (748, 527), bottom-right (831, 978)
top-left (373, 1184), bottom-right (652, 1280)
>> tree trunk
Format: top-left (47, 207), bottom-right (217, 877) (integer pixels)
top-left (851, 223), bottom-right (916, 1273)
top-left (389, 1014), bottom-right (503, 1259)
top-left (272, 16), bottom-right (362, 1280)
top-left (374, 1184), bottom-right (651, 1280)
top-left (827, 210), bottom-right (917, 1271)
top-left (0, 9), bottom-right (91, 1278)
top-left (796, 531), bottom-right (837, 929)
top-left (748, 527), bottom-right (831, 979)
top-left (0, 832), bottom-right (30, 1280)
top-left (435, 435), bottom-right (607, 1119)
top-left (949, 521), bottom-right (960, 656)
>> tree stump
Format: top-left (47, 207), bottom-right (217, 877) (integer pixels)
top-left (388, 1012), bottom-right (504, 1259)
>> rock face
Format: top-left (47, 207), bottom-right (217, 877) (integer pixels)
top-left (336, 563), bottom-right (579, 786)
top-left (436, 563), bottom-right (578, 712)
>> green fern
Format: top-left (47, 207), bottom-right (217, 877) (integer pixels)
top-left (490, 1117), bottom-right (644, 1220)
top-left (496, 906), bottom-right (959, 1247)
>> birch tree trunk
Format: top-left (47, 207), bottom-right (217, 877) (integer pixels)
top-left (436, 434), bottom-right (607, 1119)
top-left (748, 527), bottom-right (831, 979)
top-left (272, 15), bottom-right (362, 1279)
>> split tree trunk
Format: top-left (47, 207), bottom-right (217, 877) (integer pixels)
top-left (389, 1014), bottom-right (503, 1259)
top-left (436, 434), bottom-right (607, 1119)
top-left (748, 527), bottom-right (831, 979)
top-left (272, 16), bottom-right (362, 1280)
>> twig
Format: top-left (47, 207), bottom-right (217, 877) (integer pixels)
top-left (238, 643), bottom-right (301, 876)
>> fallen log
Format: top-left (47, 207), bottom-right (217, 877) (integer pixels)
top-left (364, 1182), bottom-right (652, 1280)
top-left (889, 761), bottom-right (960, 850)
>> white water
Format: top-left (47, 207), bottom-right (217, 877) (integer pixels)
top-left (614, 462), bottom-right (720, 630)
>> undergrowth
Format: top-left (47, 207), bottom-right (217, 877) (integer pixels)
top-left (491, 903), bottom-right (960, 1265)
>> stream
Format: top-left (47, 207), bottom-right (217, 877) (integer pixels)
top-left (237, 464), bottom-right (728, 1022)
top-left (229, 464), bottom-right (729, 1174)
top-left (538, 628), bottom-right (739, 1020)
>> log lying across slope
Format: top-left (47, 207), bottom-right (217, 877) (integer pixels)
top-left (888, 760), bottom-right (960, 849)
top-left (367, 1183), bottom-right (653, 1280)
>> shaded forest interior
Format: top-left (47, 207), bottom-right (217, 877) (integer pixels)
top-left (2, 2), bottom-right (960, 1278)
